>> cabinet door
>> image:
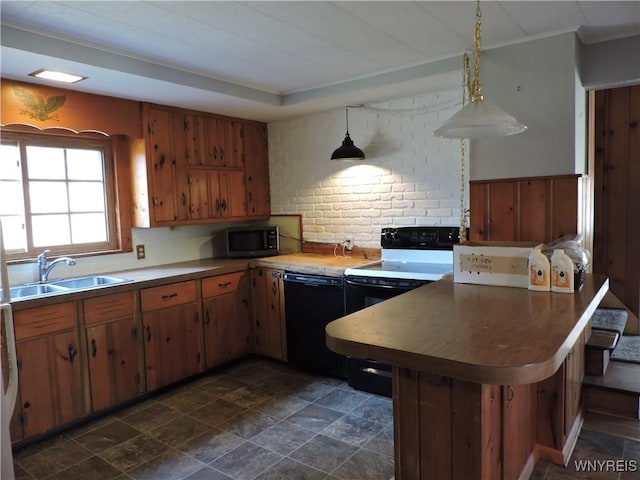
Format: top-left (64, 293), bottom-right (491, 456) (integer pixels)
top-left (17, 331), bottom-right (84, 438)
top-left (188, 169), bottom-right (210, 220)
top-left (171, 111), bottom-right (191, 221)
top-left (203, 294), bottom-right (236, 368)
top-left (235, 284), bottom-right (253, 358)
top-left (564, 331), bottom-right (585, 436)
top-left (225, 120), bottom-right (244, 168)
top-left (205, 118), bottom-right (227, 167)
top-left (251, 268), bottom-right (286, 360)
top-left (147, 107), bottom-right (177, 222)
top-left (86, 318), bottom-right (139, 412)
top-left (208, 170), bottom-right (228, 218)
top-left (502, 384), bottom-right (536, 479)
top-left (226, 169), bottom-right (247, 218)
top-left (186, 114), bottom-right (207, 166)
top-left (142, 302), bottom-right (202, 391)
top-left (244, 122), bottom-right (270, 217)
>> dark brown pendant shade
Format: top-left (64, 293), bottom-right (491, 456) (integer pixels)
top-left (331, 107), bottom-right (365, 161)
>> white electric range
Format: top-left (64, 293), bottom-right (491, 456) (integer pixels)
top-left (343, 226), bottom-right (460, 396)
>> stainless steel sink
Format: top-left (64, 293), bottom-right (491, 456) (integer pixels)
top-left (10, 275), bottom-right (130, 300)
top-left (50, 275), bottom-right (129, 289)
top-left (10, 283), bottom-right (69, 299)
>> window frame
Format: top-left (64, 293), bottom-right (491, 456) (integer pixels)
top-left (1, 128), bottom-right (127, 262)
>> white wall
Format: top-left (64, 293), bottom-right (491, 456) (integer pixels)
top-left (268, 90), bottom-right (468, 248)
top-left (7, 224), bottom-right (226, 286)
top-left (472, 33), bottom-right (585, 180)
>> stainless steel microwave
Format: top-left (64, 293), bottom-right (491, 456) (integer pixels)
top-left (226, 226), bottom-right (279, 258)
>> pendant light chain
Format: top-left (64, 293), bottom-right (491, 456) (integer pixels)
top-left (459, 53), bottom-right (470, 242)
top-left (470, 0), bottom-right (482, 101)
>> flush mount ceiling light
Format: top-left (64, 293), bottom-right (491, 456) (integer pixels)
top-left (331, 106), bottom-right (365, 161)
top-left (29, 69), bottom-right (87, 84)
top-left (434, 0), bottom-right (526, 138)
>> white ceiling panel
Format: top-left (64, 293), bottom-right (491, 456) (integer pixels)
top-left (1, 1), bottom-right (639, 121)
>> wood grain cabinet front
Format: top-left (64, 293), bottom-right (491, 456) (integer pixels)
top-left (131, 104), bottom-right (268, 227)
top-left (202, 271), bottom-right (252, 368)
top-left (13, 303), bottom-right (86, 439)
top-left (84, 292), bottom-right (141, 412)
top-left (251, 268), bottom-right (286, 361)
top-left (140, 281), bottom-right (203, 391)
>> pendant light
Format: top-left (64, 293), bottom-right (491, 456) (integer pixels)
top-left (331, 106), bottom-right (365, 161)
top-left (434, 0), bottom-right (526, 138)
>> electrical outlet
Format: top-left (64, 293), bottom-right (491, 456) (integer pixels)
top-left (345, 237), bottom-right (353, 251)
top-left (136, 244), bottom-right (146, 259)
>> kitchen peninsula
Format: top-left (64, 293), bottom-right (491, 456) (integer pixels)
top-left (326, 274), bottom-right (609, 480)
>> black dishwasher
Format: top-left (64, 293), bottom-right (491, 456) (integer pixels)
top-left (283, 272), bottom-right (347, 378)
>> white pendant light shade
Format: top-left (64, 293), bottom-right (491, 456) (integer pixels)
top-left (434, 97), bottom-right (527, 138)
top-left (433, 0), bottom-right (526, 139)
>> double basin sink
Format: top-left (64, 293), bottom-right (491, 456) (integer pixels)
top-left (10, 275), bottom-right (130, 300)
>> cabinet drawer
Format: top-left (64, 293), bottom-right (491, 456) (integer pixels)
top-left (14, 303), bottom-right (76, 340)
top-left (141, 281), bottom-right (196, 312)
top-left (84, 292), bottom-right (134, 325)
top-left (202, 271), bottom-right (246, 298)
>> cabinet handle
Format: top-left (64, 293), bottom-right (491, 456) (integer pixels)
top-left (206, 310), bottom-right (211, 325)
top-left (218, 281), bottom-right (232, 289)
top-left (68, 344), bottom-right (78, 364)
top-left (221, 199), bottom-right (227, 211)
top-left (159, 154), bottom-right (165, 167)
top-left (161, 292), bottom-right (178, 301)
top-left (181, 192), bottom-right (187, 206)
top-left (215, 198), bottom-right (221, 212)
top-left (272, 281), bottom-right (277, 295)
top-left (91, 339), bottom-right (97, 357)
top-left (506, 385), bottom-right (514, 402)
top-left (146, 325), bottom-right (152, 342)
top-left (220, 148), bottom-right (224, 161)
top-left (132, 327), bottom-right (137, 340)
top-left (212, 146), bottom-right (218, 160)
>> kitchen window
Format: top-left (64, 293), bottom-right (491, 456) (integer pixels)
top-left (0, 130), bottom-right (122, 261)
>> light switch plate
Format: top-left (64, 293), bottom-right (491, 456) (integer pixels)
top-left (136, 244), bottom-right (146, 259)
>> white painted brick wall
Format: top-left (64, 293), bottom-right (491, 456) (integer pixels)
top-left (268, 90), bottom-right (469, 248)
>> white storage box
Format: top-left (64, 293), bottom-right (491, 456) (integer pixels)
top-left (453, 241), bottom-right (541, 288)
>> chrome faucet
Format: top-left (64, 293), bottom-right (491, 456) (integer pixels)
top-left (37, 250), bottom-right (76, 283)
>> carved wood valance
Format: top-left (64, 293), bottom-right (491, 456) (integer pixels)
top-left (1, 79), bottom-right (142, 137)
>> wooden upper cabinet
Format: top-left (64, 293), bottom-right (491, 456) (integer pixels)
top-left (146, 107), bottom-right (177, 223)
top-left (131, 103), bottom-right (269, 227)
top-left (244, 122), bottom-right (270, 218)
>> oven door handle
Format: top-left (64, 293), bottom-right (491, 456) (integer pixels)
top-left (360, 366), bottom-right (393, 378)
top-left (344, 277), bottom-right (417, 290)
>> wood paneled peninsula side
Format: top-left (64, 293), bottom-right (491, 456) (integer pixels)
top-left (326, 274), bottom-right (609, 480)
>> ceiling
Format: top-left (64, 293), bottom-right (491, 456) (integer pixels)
top-left (1, 1), bottom-right (639, 122)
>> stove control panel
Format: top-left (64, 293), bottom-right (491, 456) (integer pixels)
top-left (381, 226), bottom-right (460, 249)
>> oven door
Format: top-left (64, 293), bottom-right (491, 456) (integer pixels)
top-left (344, 275), bottom-right (430, 397)
top-left (344, 276), bottom-right (427, 314)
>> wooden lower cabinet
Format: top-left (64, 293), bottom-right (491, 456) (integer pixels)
top-left (202, 271), bottom-right (252, 368)
top-left (537, 330), bottom-right (586, 464)
top-left (502, 384), bottom-right (537, 479)
top-left (84, 292), bottom-right (141, 412)
top-left (13, 303), bottom-right (86, 439)
top-left (251, 268), bottom-right (286, 361)
top-left (140, 281), bottom-right (203, 391)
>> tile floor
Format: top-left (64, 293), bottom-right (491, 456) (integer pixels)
top-left (12, 356), bottom-right (640, 480)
